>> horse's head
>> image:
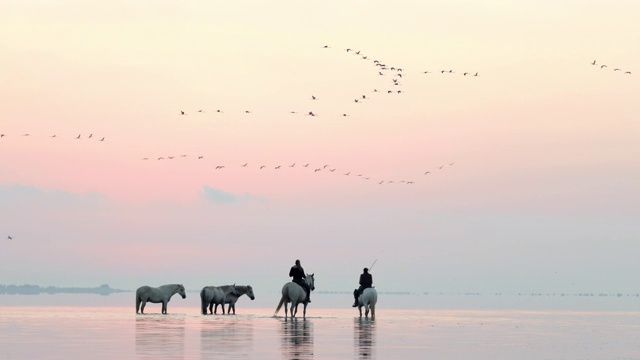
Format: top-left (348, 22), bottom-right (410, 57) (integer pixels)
top-left (307, 273), bottom-right (315, 291)
top-left (245, 285), bottom-right (255, 300)
top-left (178, 284), bottom-right (186, 299)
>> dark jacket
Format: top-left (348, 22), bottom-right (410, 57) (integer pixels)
top-left (359, 273), bottom-right (373, 287)
top-left (289, 266), bottom-right (306, 282)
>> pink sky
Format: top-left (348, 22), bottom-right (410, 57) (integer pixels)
top-left (1, 1), bottom-right (639, 299)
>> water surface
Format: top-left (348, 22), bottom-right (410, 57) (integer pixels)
top-left (2, 303), bottom-right (640, 359)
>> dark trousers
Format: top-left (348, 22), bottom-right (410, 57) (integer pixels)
top-left (294, 280), bottom-right (310, 297)
top-left (354, 285), bottom-right (371, 300)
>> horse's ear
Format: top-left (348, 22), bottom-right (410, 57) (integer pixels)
top-left (311, 273), bottom-right (314, 276)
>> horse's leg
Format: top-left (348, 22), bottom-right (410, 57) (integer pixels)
top-left (284, 302), bottom-right (289, 318)
top-left (162, 301), bottom-right (167, 314)
top-left (213, 303), bottom-right (218, 315)
top-left (358, 305), bottom-right (362, 317)
top-left (140, 300), bottom-right (146, 314)
top-left (208, 301), bottom-right (213, 315)
top-left (136, 296), bottom-right (141, 314)
top-left (302, 303), bottom-right (307, 320)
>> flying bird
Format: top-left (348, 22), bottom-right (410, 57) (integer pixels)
top-left (591, 60), bottom-right (596, 65)
top-left (601, 65), bottom-right (607, 69)
top-left (311, 95), bottom-right (317, 100)
top-left (241, 163), bottom-right (248, 167)
top-left (180, 111), bottom-right (186, 115)
top-left (275, 166), bottom-right (281, 169)
top-left (100, 137), bottom-right (105, 141)
top-left (260, 165), bottom-right (266, 169)
top-left (7, 236), bottom-right (12, 240)
top-left (625, 71), bottom-right (631, 74)
top-left (76, 134), bottom-right (81, 139)
top-left (198, 156), bottom-right (204, 159)
top-left (424, 171), bottom-right (431, 175)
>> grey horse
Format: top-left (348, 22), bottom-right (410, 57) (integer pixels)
top-left (200, 284), bottom-right (239, 315)
top-left (357, 287), bottom-right (378, 318)
top-left (213, 285), bottom-right (255, 315)
top-left (136, 284), bottom-right (186, 314)
top-left (274, 274), bottom-right (315, 319)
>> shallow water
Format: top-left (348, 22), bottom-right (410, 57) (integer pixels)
top-left (2, 302), bottom-right (640, 360)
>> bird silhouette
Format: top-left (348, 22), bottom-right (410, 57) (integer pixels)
top-left (180, 111), bottom-right (186, 115)
top-left (591, 60), bottom-right (596, 65)
top-left (314, 168), bottom-right (321, 172)
top-left (311, 95), bottom-right (317, 100)
top-left (100, 137), bottom-right (105, 141)
top-left (275, 166), bottom-right (281, 169)
top-left (198, 156), bottom-right (204, 159)
top-left (76, 134), bottom-right (80, 139)
top-left (601, 65), bottom-right (607, 69)
top-left (614, 68), bottom-right (621, 71)
top-left (242, 163), bottom-right (248, 167)
top-left (158, 157), bottom-right (164, 160)
top-left (7, 236), bottom-right (12, 240)
top-left (303, 164), bottom-right (310, 167)
top-left (50, 135), bottom-right (56, 138)
top-left (260, 165), bottom-right (266, 169)
top-left (424, 171), bottom-right (431, 175)
top-left (142, 158), bottom-right (149, 160)
top-left (625, 71), bottom-right (631, 74)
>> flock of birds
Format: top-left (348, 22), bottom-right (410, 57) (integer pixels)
top-left (0, 133), bottom-right (105, 141)
top-left (177, 45), bottom-right (480, 117)
top-left (141, 154), bottom-right (457, 186)
top-left (591, 60), bottom-right (632, 74)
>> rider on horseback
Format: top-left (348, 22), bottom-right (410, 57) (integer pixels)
top-left (352, 267), bottom-right (373, 307)
top-left (290, 259), bottom-right (311, 303)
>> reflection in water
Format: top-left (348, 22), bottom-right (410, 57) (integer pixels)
top-left (135, 315), bottom-right (185, 359)
top-left (280, 318), bottom-right (314, 359)
top-left (354, 317), bottom-right (376, 359)
top-left (200, 317), bottom-right (254, 358)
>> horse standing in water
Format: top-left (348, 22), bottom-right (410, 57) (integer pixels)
top-left (357, 287), bottom-right (377, 318)
top-left (135, 284), bottom-right (186, 314)
top-left (274, 274), bottom-right (315, 319)
top-left (217, 285), bottom-right (255, 314)
top-left (200, 284), bottom-right (239, 315)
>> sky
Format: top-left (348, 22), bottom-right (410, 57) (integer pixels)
top-left (1, 0), bottom-right (639, 299)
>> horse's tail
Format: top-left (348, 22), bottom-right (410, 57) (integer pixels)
top-left (274, 296), bottom-right (286, 316)
top-left (136, 293), bottom-right (141, 313)
top-left (200, 288), bottom-right (207, 315)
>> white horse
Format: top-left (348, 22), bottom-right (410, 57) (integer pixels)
top-left (357, 287), bottom-right (377, 318)
top-left (274, 274), bottom-right (315, 319)
top-left (200, 284), bottom-right (239, 315)
top-left (216, 285), bottom-right (255, 314)
top-left (136, 284), bottom-right (186, 314)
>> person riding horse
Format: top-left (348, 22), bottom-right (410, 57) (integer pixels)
top-left (290, 259), bottom-right (311, 303)
top-left (352, 267), bottom-right (373, 307)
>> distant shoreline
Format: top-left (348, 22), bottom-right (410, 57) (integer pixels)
top-left (0, 284), bottom-right (129, 296)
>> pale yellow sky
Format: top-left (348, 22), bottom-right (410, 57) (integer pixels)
top-left (1, 0), bottom-right (639, 294)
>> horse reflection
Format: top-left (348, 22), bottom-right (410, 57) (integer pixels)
top-left (200, 317), bottom-right (254, 357)
top-left (135, 315), bottom-right (185, 359)
top-left (280, 318), bottom-right (314, 359)
top-left (354, 318), bottom-right (376, 359)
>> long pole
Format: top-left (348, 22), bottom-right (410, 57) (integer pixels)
top-left (369, 259), bottom-right (377, 271)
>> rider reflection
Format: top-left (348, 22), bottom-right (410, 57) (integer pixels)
top-left (280, 318), bottom-right (314, 359)
top-left (354, 317), bottom-right (376, 359)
